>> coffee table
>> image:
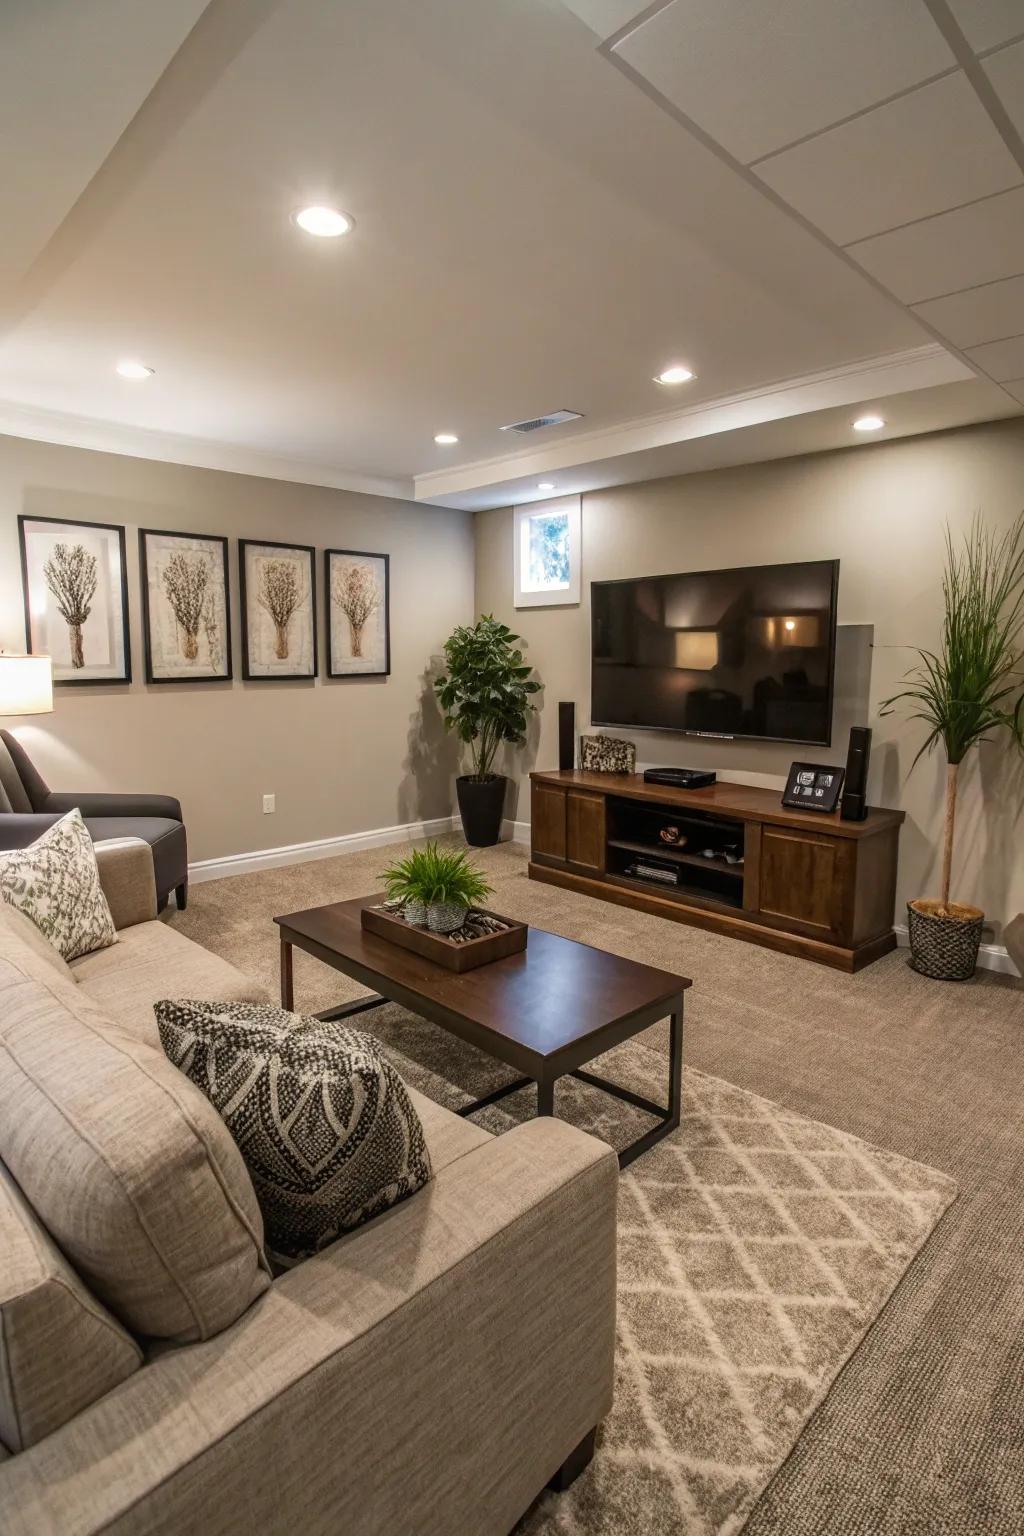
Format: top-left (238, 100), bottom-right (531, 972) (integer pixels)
top-left (275, 894), bottom-right (692, 1169)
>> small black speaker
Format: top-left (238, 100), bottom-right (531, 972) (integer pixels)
top-left (840, 726), bottom-right (872, 821)
top-left (558, 702), bottom-right (576, 771)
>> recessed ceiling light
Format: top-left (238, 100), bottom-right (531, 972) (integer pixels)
top-left (537, 482), bottom-right (556, 491)
top-left (434, 432), bottom-right (459, 445)
top-left (654, 364), bottom-right (696, 385)
top-left (292, 205), bottom-right (353, 238)
top-left (115, 359), bottom-right (154, 380)
top-left (853, 414), bottom-right (885, 432)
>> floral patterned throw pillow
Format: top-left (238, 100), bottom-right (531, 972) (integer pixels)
top-left (0, 809), bottom-right (117, 960)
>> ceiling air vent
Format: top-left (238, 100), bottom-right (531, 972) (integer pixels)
top-left (500, 409), bottom-right (584, 434)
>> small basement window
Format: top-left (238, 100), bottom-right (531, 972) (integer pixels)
top-left (513, 494), bottom-right (581, 608)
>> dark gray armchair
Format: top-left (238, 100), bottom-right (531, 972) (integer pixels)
top-left (0, 730), bottom-right (188, 911)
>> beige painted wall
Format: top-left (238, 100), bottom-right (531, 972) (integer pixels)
top-left (475, 417), bottom-right (1024, 939)
top-left (0, 435), bottom-right (474, 862)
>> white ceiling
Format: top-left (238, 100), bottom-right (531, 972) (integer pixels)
top-left (1, 0), bottom-right (1022, 511)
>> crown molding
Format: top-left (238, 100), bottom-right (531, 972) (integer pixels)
top-left (412, 343), bottom-right (971, 502)
top-left (0, 398), bottom-right (412, 501)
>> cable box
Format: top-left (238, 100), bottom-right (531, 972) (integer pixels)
top-left (643, 768), bottom-right (717, 790)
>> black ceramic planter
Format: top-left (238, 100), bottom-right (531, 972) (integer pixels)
top-left (457, 774), bottom-right (507, 847)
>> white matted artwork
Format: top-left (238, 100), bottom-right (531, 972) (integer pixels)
top-left (326, 549), bottom-right (390, 677)
top-left (140, 529), bottom-right (231, 683)
top-left (239, 540), bottom-right (317, 680)
top-left (18, 515), bottom-right (131, 684)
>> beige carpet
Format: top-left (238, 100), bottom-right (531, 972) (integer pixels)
top-left (174, 837), bottom-right (1024, 1535)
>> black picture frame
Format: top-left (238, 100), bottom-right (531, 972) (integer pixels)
top-left (18, 513), bottom-right (131, 686)
top-left (238, 539), bottom-right (318, 681)
top-left (782, 761), bottom-right (845, 813)
top-left (139, 528), bottom-right (233, 685)
top-left (325, 548), bottom-right (391, 679)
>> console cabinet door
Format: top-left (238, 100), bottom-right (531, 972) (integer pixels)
top-left (567, 789), bottom-right (606, 875)
top-left (532, 783), bottom-right (567, 864)
top-left (758, 826), bottom-right (853, 942)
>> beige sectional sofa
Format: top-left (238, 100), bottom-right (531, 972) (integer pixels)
top-left (0, 843), bottom-right (618, 1536)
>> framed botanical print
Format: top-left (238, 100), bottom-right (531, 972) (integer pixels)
top-left (18, 515), bottom-right (131, 685)
top-left (139, 529), bottom-right (232, 683)
top-left (239, 539), bottom-right (317, 680)
top-left (325, 548), bottom-right (390, 678)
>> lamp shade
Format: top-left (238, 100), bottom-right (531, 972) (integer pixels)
top-left (0, 654), bottom-right (53, 716)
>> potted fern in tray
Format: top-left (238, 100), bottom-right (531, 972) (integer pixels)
top-left (881, 511), bottom-right (1024, 980)
top-left (379, 843), bottom-right (494, 934)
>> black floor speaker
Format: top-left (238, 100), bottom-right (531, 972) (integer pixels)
top-left (558, 702), bottom-right (575, 771)
top-left (840, 726), bottom-right (872, 821)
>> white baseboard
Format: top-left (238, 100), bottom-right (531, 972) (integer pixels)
top-left (188, 816), bottom-right (459, 884)
top-left (893, 924), bottom-right (1018, 978)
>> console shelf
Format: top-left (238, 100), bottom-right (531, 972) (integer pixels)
top-left (529, 769), bottom-right (905, 973)
top-left (606, 838), bottom-right (744, 877)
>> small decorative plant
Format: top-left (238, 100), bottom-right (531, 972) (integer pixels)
top-left (435, 615), bottom-right (541, 847)
top-left (379, 843), bottom-right (493, 933)
top-left (880, 510), bottom-right (1024, 979)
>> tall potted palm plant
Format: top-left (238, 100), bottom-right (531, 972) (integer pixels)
top-left (435, 615), bottom-right (541, 846)
top-left (881, 511), bottom-right (1024, 980)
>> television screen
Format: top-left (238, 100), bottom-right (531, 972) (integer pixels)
top-left (591, 558), bottom-right (839, 746)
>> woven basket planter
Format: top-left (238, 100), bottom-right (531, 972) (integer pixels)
top-left (427, 900), bottom-right (466, 935)
top-left (907, 899), bottom-right (983, 981)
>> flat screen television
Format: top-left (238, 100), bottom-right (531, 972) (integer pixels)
top-left (591, 558), bottom-right (839, 746)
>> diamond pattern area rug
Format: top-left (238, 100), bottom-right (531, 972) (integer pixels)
top-left (521, 1070), bottom-right (956, 1536)
top-left (357, 1010), bottom-right (957, 1536)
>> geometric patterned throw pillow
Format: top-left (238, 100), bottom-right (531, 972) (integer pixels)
top-left (155, 999), bottom-right (432, 1266)
top-left (0, 808), bottom-right (117, 961)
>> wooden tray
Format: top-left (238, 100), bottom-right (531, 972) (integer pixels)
top-left (360, 904), bottom-right (527, 972)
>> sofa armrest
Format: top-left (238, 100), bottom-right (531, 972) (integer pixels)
top-left (93, 841), bottom-right (159, 929)
top-left (0, 1118), bottom-right (618, 1536)
top-left (41, 791), bottom-right (183, 822)
top-left (0, 813), bottom-right (62, 850)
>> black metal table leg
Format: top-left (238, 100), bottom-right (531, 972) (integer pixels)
top-left (569, 993), bottom-right (685, 1169)
top-left (314, 994), bottom-right (388, 1022)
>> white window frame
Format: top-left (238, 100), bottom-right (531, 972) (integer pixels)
top-left (513, 494), bottom-right (581, 609)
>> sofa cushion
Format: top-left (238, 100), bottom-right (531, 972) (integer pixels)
top-left (0, 1164), bottom-right (142, 1452)
top-left (0, 900), bottom-right (75, 986)
top-left (0, 943), bottom-right (271, 1342)
top-left (156, 1000), bottom-right (433, 1266)
top-left (72, 920), bottom-right (269, 1047)
top-left (405, 1083), bottom-right (492, 1173)
top-left (0, 809), bottom-right (116, 960)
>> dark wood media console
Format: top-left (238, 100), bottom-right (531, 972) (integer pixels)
top-left (529, 769), bottom-right (905, 972)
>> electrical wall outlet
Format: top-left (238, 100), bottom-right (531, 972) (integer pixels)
top-left (262, 793), bottom-right (276, 814)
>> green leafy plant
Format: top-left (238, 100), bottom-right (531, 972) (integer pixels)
top-left (435, 615), bottom-right (541, 780)
top-left (379, 842), bottom-right (493, 910)
top-left (880, 511), bottom-right (1024, 912)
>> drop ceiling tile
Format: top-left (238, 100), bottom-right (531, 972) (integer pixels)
top-left (848, 186), bottom-right (1024, 302)
top-left (999, 376), bottom-right (1024, 404)
top-left (614, 0), bottom-right (955, 163)
top-left (558, 0), bottom-right (651, 41)
top-left (913, 273), bottom-right (1024, 345)
top-left (965, 332), bottom-right (1024, 379)
top-left (984, 38), bottom-right (1024, 138)
top-left (945, 1), bottom-right (1024, 54)
top-left (755, 74), bottom-right (1021, 247)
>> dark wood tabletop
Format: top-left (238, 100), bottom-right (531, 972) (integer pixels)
top-left (275, 893), bottom-right (691, 1077)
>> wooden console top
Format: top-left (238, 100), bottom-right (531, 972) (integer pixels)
top-left (529, 769), bottom-right (904, 840)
